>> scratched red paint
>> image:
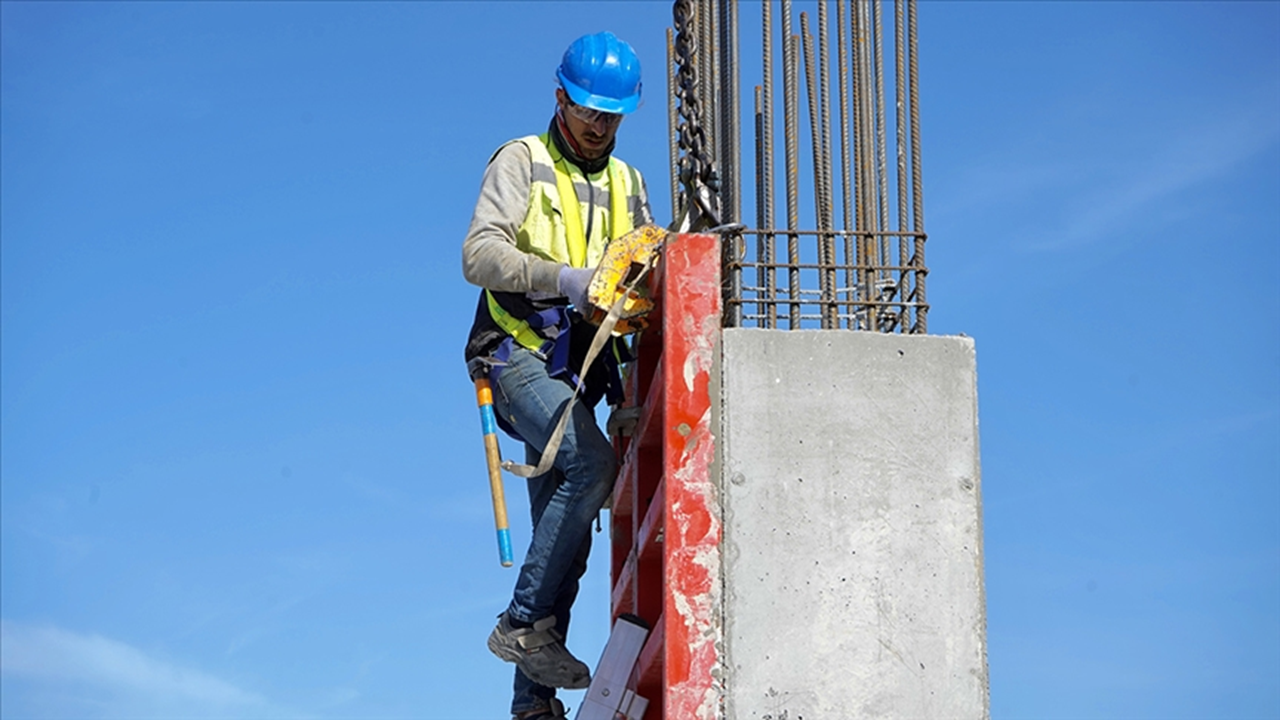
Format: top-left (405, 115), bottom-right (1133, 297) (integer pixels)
top-left (662, 233), bottom-right (722, 720)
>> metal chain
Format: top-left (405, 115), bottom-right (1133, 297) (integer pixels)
top-left (673, 0), bottom-right (722, 231)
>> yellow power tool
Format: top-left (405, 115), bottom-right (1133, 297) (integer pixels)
top-left (582, 223), bottom-right (668, 335)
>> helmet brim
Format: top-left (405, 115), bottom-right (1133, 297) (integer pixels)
top-left (558, 69), bottom-right (641, 115)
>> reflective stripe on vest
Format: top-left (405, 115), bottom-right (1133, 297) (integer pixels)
top-left (550, 149), bottom-right (631, 268)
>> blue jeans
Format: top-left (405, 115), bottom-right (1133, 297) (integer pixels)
top-left (491, 345), bottom-right (617, 714)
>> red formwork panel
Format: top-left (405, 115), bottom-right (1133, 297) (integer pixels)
top-left (610, 233), bottom-right (722, 720)
top-left (658, 233), bottom-right (721, 720)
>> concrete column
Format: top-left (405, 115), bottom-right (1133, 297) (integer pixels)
top-left (719, 329), bottom-right (989, 718)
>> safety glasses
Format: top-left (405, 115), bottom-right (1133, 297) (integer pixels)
top-left (564, 101), bottom-right (623, 128)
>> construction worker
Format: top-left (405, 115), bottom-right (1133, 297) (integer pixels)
top-left (461, 32), bottom-right (652, 720)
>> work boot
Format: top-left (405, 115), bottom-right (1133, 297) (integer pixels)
top-left (514, 697), bottom-right (567, 720)
top-left (488, 614), bottom-right (590, 689)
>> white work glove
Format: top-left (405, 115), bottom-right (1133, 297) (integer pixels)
top-left (557, 266), bottom-right (595, 311)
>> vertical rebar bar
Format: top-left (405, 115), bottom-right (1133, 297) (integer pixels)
top-left (837, 0), bottom-right (854, 328)
top-left (801, 13), bottom-right (821, 211)
top-left (856, 0), bottom-right (878, 331)
top-left (818, 3), bottom-right (834, 230)
top-left (719, 0), bottom-right (741, 225)
top-left (851, 0), bottom-right (865, 236)
top-left (786, 32), bottom-right (801, 329)
top-left (754, 84), bottom-right (765, 325)
top-left (908, 0), bottom-right (926, 333)
top-left (818, 0), bottom-right (837, 328)
top-left (699, 0), bottom-right (717, 182)
top-left (800, 12), bottom-right (824, 326)
top-left (761, 0), bottom-right (776, 328)
top-left (781, 1), bottom-right (798, 328)
top-left (873, 0), bottom-right (890, 292)
top-left (850, 0), bottom-right (865, 329)
top-left (719, 0), bottom-right (741, 326)
top-left (894, 0), bottom-right (908, 330)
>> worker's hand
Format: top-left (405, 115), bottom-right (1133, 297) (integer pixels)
top-left (557, 266), bottom-right (595, 311)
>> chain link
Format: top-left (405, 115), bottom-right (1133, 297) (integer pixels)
top-left (672, 0), bottom-right (722, 231)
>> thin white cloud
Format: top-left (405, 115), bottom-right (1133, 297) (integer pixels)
top-left (0, 620), bottom-right (305, 719)
top-left (1027, 102), bottom-right (1280, 252)
top-left (932, 80), bottom-right (1280, 259)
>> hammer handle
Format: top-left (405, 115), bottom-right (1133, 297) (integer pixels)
top-left (475, 378), bottom-right (514, 567)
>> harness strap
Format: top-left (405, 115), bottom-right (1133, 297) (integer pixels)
top-left (486, 290), bottom-right (552, 355)
top-left (524, 306), bottom-right (566, 333)
top-left (515, 616), bottom-right (564, 650)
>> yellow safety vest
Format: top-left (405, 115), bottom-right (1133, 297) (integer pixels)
top-left (488, 133), bottom-right (643, 352)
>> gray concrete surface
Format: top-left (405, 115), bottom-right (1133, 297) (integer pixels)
top-left (720, 329), bottom-right (988, 719)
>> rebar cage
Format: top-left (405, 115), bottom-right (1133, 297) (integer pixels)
top-left (668, 0), bottom-right (928, 333)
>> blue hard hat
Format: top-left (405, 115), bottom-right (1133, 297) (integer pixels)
top-left (557, 32), bottom-right (642, 115)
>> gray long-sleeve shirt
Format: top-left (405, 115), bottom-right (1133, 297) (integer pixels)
top-left (460, 141), bottom-right (654, 297)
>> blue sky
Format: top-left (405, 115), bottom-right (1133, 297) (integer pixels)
top-left (1, 2), bottom-right (1276, 719)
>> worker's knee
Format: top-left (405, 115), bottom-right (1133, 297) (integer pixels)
top-left (559, 407), bottom-right (617, 492)
top-left (564, 436), bottom-right (616, 506)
